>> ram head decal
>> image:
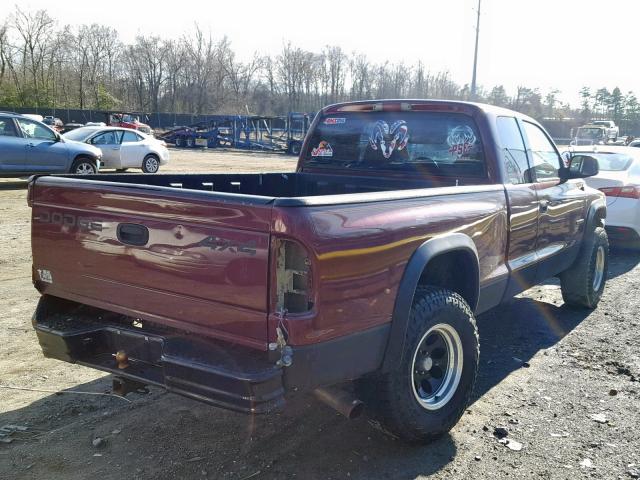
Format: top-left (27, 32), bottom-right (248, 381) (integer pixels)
top-left (367, 120), bottom-right (409, 159)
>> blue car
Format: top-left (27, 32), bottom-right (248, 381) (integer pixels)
top-left (0, 112), bottom-right (102, 176)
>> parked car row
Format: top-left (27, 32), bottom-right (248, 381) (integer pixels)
top-left (0, 112), bottom-right (169, 176)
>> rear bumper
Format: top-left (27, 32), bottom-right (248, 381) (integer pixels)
top-left (33, 296), bottom-right (284, 413)
top-left (32, 296), bottom-right (389, 413)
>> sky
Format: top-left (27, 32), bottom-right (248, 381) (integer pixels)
top-left (1, 0), bottom-right (637, 107)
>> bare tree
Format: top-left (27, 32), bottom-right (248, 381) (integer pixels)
top-left (181, 26), bottom-right (220, 114)
top-left (4, 8), bottom-right (56, 105)
top-left (220, 48), bottom-right (262, 112)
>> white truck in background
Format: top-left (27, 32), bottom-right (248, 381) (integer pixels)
top-left (591, 120), bottom-right (619, 142)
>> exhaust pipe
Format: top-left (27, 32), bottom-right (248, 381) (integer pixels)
top-left (314, 386), bottom-right (364, 419)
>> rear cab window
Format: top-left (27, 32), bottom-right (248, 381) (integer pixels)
top-left (301, 112), bottom-right (486, 178)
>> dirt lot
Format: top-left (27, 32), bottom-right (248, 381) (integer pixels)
top-left (1, 148), bottom-right (639, 479)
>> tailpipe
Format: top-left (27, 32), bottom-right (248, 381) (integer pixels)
top-left (313, 386), bottom-right (364, 419)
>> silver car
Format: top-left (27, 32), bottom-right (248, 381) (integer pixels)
top-left (63, 126), bottom-right (170, 173)
top-left (0, 112), bottom-right (102, 176)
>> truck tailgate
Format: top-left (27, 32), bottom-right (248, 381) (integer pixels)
top-left (30, 177), bottom-right (273, 349)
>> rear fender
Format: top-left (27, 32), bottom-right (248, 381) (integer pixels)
top-left (585, 198), bottom-right (606, 233)
top-left (381, 233), bottom-right (479, 372)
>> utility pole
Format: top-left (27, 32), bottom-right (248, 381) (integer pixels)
top-left (470, 0), bottom-right (481, 99)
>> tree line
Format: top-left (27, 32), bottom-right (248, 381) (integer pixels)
top-left (1, 7), bottom-right (640, 133)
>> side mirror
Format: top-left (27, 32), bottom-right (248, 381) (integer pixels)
top-left (560, 154), bottom-right (599, 181)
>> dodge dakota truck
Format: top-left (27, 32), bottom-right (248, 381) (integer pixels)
top-left (29, 100), bottom-right (608, 443)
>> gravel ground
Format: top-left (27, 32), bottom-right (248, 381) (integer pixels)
top-left (1, 147), bottom-right (639, 479)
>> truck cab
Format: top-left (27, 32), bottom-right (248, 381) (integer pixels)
top-left (592, 120), bottom-right (619, 141)
top-left (108, 112), bottom-right (152, 135)
top-left (572, 124), bottom-right (608, 145)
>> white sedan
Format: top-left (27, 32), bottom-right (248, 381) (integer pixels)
top-left (63, 126), bottom-right (169, 173)
top-left (569, 146), bottom-right (640, 248)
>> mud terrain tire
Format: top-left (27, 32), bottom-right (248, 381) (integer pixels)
top-left (560, 226), bottom-right (609, 308)
top-left (359, 287), bottom-right (479, 443)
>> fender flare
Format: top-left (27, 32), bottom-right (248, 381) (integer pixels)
top-left (381, 233), bottom-right (480, 372)
top-left (585, 198), bottom-right (606, 233)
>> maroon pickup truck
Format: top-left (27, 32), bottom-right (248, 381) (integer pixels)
top-left (29, 100), bottom-right (608, 443)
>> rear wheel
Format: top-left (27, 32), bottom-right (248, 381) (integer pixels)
top-left (142, 155), bottom-right (160, 173)
top-left (175, 136), bottom-right (184, 148)
top-left (560, 226), bottom-right (609, 308)
top-left (71, 157), bottom-right (97, 175)
top-left (358, 287), bottom-right (479, 443)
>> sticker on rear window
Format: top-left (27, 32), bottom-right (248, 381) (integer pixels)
top-left (323, 117), bottom-right (346, 125)
top-left (365, 120), bottom-right (409, 160)
top-left (311, 141), bottom-right (333, 157)
top-left (447, 125), bottom-right (477, 158)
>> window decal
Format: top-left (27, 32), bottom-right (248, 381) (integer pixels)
top-left (365, 120), bottom-right (409, 160)
top-left (323, 117), bottom-right (346, 125)
top-left (311, 141), bottom-right (333, 157)
top-left (447, 125), bottom-right (477, 158)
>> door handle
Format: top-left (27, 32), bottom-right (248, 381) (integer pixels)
top-left (117, 223), bottom-right (149, 246)
top-left (539, 200), bottom-right (549, 212)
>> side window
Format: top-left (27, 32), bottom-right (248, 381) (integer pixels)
top-left (121, 131), bottom-right (140, 143)
top-left (522, 122), bottom-right (561, 181)
top-left (496, 117), bottom-right (531, 184)
top-left (91, 131), bottom-right (118, 145)
top-left (16, 118), bottom-right (57, 141)
top-left (0, 117), bottom-right (18, 137)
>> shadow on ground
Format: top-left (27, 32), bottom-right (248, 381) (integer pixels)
top-left (473, 248), bottom-right (637, 401)
top-left (608, 247), bottom-right (640, 278)
top-left (1, 251), bottom-right (638, 479)
top-left (0, 375), bottom-right (455, 479)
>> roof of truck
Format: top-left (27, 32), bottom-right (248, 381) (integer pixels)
top-left (320, 99), bottom-right (539, 124)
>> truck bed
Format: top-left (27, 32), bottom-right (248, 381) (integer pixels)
top-left (29, 171), bottom-right (498, 352)
top-left (53, 172), bottom-right (458, 201)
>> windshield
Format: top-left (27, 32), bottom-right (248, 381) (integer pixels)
top-left (576, 127), bottom-right (604, 139)
top-left (62, 127), bottom-right (96, 142)
top-left (302, 112), bottom-right (486, 176)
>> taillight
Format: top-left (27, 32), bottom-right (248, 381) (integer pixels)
top-left (275, 239), bottom-right (313, 314)
top-left (599, 186), bottom-right (640, 199)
